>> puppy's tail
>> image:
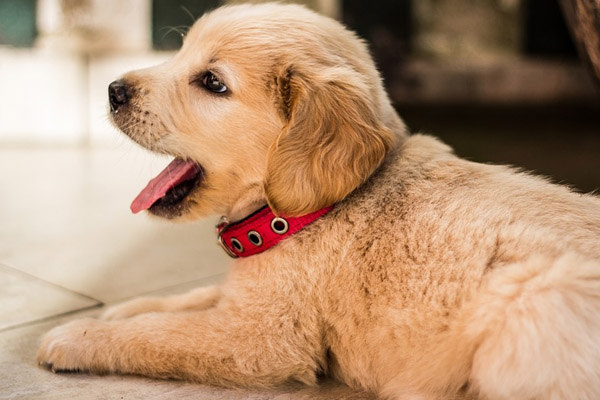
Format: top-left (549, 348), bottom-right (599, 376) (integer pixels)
top-left (466, 252), bottom-right (600, 400)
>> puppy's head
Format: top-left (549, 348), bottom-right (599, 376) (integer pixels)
top-left (109, 3), bottom-right (404, 221)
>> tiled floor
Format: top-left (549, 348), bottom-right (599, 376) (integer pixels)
top-left (0, 142), bottom-right (371, 399)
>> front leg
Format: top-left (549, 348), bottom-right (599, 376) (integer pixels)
top-left (38, 304), bottom-right (323, 387)
top-left (102, 285), bottom-right (221, 320)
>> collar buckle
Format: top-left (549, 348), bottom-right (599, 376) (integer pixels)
top-left (216, 216), bottom-right (238, 258)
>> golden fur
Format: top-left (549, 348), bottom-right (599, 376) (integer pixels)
top-left (38, 3), bottom-right (600, 399)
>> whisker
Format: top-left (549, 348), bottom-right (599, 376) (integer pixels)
top-left (159, 25), bottom-right (190, 41)
top-left (180, 6), bottom-right (196, 24)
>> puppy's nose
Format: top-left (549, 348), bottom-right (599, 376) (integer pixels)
top-left (108, 80), bottom-right (130, 112)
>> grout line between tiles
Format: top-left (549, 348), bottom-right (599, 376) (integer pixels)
top-left (0, 261), bottom-right (103, 305)
top-left (0, 302), bottom-right (104, 333)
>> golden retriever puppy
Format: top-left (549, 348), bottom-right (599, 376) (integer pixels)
top-left (38, 3), bottom-right (600, 399)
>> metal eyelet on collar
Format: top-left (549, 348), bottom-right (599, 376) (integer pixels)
top-left (270, 217), bottom-right (289, 234)
top-left (247, 230), bottom-right (263, 246)
top-left (230, 237), bottom-right (244, 253)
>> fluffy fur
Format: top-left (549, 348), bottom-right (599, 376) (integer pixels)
top-left (38, 3), bottom-right (600, 399)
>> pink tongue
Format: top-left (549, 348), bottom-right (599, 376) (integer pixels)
top-left (130, 158), bottom-right (200, 214)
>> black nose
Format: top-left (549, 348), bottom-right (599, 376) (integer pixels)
top-left (109, 80), bottom-right (130, 112)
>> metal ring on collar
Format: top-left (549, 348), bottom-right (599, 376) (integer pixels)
top-left (270, 217), bottom-right (289, 234)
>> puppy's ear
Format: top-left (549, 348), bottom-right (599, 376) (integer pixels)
top-left (265, 66), bottom-right (396, 216)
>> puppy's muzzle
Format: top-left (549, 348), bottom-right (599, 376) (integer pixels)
top-left (109, 80), bottom-right (131, 112)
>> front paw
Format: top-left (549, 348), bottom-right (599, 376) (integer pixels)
top-left (37, 318), bottom-right (109, 373)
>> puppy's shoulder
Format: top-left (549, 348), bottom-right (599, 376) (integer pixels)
top-left (397, 134), bottom-right (455, 163)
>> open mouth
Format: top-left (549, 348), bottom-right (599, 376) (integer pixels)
top-left (130, 158), bottom-right (203, 215)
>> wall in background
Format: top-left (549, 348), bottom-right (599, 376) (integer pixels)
top-left (0, 0), bottom-right (155, 145)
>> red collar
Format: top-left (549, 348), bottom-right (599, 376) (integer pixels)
top-left (216, 205), bottom-right (334, 258)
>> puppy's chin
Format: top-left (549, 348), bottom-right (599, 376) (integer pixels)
top-left (147, 203), bottom-right (198, 221)
top-left (146, 177), bottom-right (204, 220)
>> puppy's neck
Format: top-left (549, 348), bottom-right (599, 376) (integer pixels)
top-left (226, 185), bottom-right (267, 222)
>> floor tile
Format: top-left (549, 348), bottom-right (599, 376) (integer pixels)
top-left (0, 263), bottom-right (99, 331)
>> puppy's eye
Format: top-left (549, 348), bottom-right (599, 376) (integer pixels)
top-left (202, 72), bottom-right (227, 93)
